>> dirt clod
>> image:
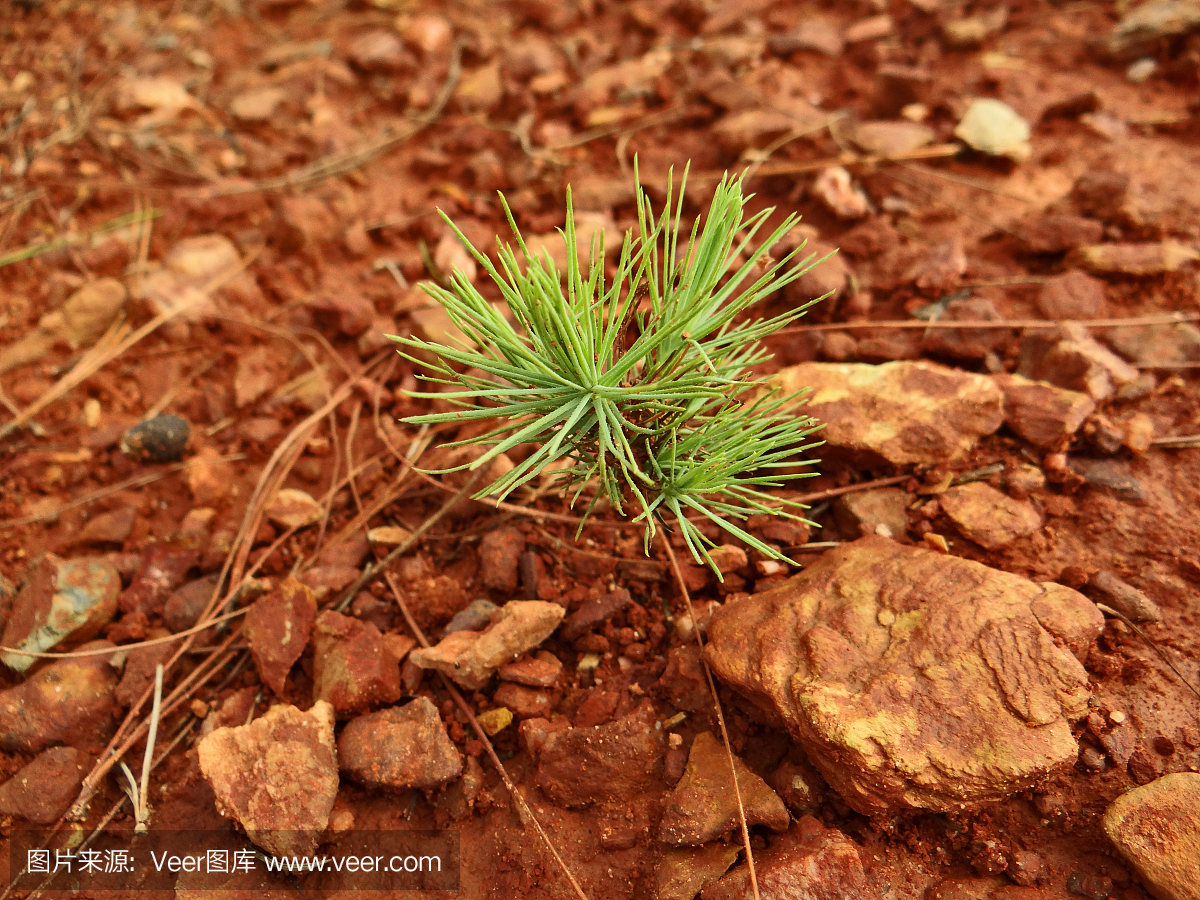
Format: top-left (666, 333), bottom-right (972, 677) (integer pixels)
top-left (311, 610), bottom-right (401, 716)
top-left (197, 701), bottom-right (339, 858)
top-left (338, 697), bottom-right (461, 791)
top-left (0, 746), bottom-right (91, 825)
top-left (0, 642), bottom-right (121, 753)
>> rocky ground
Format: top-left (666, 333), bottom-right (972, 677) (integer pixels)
top-left (1, 0), bottom-right (1200, 898)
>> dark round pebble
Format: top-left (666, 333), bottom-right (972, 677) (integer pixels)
top-left (121, 414), bottom-right (191, 462)
top-left (443, 599), bottom-right (498, 636)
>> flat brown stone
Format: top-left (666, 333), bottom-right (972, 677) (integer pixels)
top-left (994, 373), bottom-right (1095, 448)
top-left (338, 697), bottom-right (462, 791)
top-left (939, 482), bottom-right (1043, 550)
top-left (245, 577), bottom-right (317, 695)
top-left (774, 361), bottom-right (1003, 466)
top-left (659, 731), bottom-right (790, 845)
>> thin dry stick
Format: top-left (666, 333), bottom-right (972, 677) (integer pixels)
top-left (383, 569), bottom-right (591, 900)
top-left (313, 461), bottom-right (415, 564)
top-left (660, 533), bottom-right (760, 900)
top-left (773, 311), bottom-right (1200, 338)
top-left (1096, 603), bottom-right (1200, 703)
top-left (0, 383), bottom-right (43, 436)
top-left (533, 523), bottom-right (667, 571)
top-left (409, 466), bottom-right (638, 530)
top-left (0, 208), bottom-right (159, 268)
top-left (132, 193), bottom-right (153, 298)
top-left (0, 607), bottom-right (247, 659)
top-left (307, 448), bottom-right (391, 565)
top-left (0, 453), bottom-right (244, 531)
top-left (0, 317), bottom-right (128, 438)
top-left (345, 402), bottom-right (364, 513)
top-left (120, 663), bottom-right (163, 834)
top-left (900, 160), bottom-right (1036, 203)
top-left (786, 474), bottom-right (909, 505)
top-left (215, 312), bottom-right (355, 381)
top-left (312, 410), bottom-right (343, 555)
top-left (880, 167), bottom-right (1027, 238)
top-left (201, 446), bottom-right (385, 613)
top-left (737, 122), bottom-right (831, 184)
top-left (742, 142), bottom-right (961, 179)
top-left (414, 466), bottom-right (907, 531)
top-left (1153, 433), bottom-right (1200, 447)
top-left (547, 102), bottom-right (690, 152)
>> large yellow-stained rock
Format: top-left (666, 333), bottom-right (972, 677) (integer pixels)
top-left (704, 535), bottom-right (1103, 815)
top-left (1103, 773), bottom-right (1200, 900)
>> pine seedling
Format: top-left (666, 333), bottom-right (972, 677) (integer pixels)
top-left (390, 166), bottom-right (827, 574)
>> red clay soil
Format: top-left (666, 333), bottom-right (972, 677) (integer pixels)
top-left (1, 0), bottom-right (1199, 898)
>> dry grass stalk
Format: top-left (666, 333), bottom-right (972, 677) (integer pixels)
top-left (660, 535), bottom-right (762, 900)
top-left (383, 564), bottom-right (593, 900)
top-left (212, 353), bottom-right (387, 616)
top-left (0, 245), bottom-right (261, 439)
top-left (1095, 603), bottom-right (1200, 702)
top-left (0, 208), bottom-right (159, 268)
top-left (0, 608), bottom-right (247, 661)
top-left (5, 716), bottom-right (196, 900)
top-left (774, 310), bottom-right (1200, 337)
top-left (66, 636), bottom-right (242, 821)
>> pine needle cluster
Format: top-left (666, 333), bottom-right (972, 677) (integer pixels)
top-left (391, 168), bottom-right (826, 573)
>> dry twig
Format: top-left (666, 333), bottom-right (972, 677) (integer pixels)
top-left (0, 453), bottom-right (244, 532)
top-left (207, 41), bottom-right (463, 196)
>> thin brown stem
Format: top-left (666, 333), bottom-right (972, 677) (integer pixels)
top-left (332, 469), bottom-right (484, 612)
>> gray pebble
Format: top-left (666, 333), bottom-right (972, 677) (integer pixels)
top-left (121, 415), bottom-right (191, 463)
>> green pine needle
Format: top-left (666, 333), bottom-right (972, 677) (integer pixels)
top-left (390, 164), bottom-right (827, 576)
